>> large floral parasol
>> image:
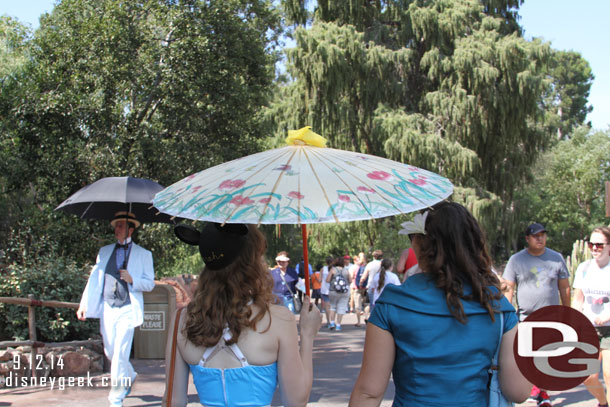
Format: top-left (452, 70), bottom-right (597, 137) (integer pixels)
top-left (153, 127), bottom-right (453, 294)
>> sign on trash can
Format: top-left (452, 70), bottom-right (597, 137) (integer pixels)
top-left (142, 310), bottom-right (165, 330)
top-left (134, 283), bottom-right (177, 359)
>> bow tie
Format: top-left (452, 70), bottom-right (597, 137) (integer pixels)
top-left (116, 243), bottom-right (130, 249)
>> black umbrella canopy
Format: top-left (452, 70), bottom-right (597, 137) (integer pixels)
top-left (56, 176), bottom-right (176, 224)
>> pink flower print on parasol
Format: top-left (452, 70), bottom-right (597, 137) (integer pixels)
top-left (274, 164), bottom-right (292, 171)
top-left (338, 194), bottom-right (351, 203)
top-left (408, 178), bottom-right (427, 186)
top-left (357, 186), bottom-right (376, 194)
top-left (229, 195), bottom-right (255, 206)
top-left (259, 197), bottom-right (273, 204)
top-left (287, 191), bottom-right (304, 200)
top-left (219, 179), bottom-right (246, 190)
top-left (367, 171), bottom-right (392, 181)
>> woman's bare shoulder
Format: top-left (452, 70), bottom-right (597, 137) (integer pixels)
top-left (269, 303), bottom-right (296, 323)
top-left (176, 311), bottom-right (207, 365)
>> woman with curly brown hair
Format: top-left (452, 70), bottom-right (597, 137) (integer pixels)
top-left (350, 201), bottom-right (530, 406)
top-left (163, 222), bottom-right (321, 407)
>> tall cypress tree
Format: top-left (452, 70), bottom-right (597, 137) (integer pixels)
top-left (272, 0), bottom-right (555, 257)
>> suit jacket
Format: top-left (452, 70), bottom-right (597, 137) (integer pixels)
top-left (79, 242), bottom-right (155, 327)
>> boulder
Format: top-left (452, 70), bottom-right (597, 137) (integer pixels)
top-left (0, 350), bottom-right (13, 363)
top-left (52, 351), bottom-right (90, 377)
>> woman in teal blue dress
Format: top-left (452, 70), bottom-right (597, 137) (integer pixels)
top-left (350, 202), bottom-right (530, 406)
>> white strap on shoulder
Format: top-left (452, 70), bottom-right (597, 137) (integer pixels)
top-left (198, 327), bottom-right (249, 367)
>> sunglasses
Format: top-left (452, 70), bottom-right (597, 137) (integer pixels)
top-left (588, 242), bottom-right (608, 250)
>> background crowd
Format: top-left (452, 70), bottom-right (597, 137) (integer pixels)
top-left (269, 248), bottom-right (408, 331)
top-left (265, 210), bottom-right (610, 407)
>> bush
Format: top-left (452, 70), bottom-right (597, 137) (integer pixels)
top-left (0, 255), bottom-right (98, 342)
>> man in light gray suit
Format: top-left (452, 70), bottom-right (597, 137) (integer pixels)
top-left (77, 211), bottom-right (155, 407)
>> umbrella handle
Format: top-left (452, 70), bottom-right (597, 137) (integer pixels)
top-left (301, 224), bottom-right (311, 298)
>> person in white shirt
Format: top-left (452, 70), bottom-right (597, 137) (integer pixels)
top-left (320, 256), bottom-right (333, 327)
top-left (370, 258), bottom-right (401, 309)
top-left (359, 249), bottom-right (383, 314)
top-left (573, 226), bottom-right (610, 407)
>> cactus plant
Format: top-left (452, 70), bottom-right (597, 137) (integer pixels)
top-left (566, 239), bottom-right (591, 288)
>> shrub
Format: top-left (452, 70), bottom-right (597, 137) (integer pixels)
top-left (0, 255), bottom-right (98, 342)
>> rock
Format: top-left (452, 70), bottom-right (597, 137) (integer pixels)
top-left (44, 350), bottom-right (59, 366)
top-left (90, 356), bottom-right (103, 373)
top-left (0, 350), bottom-right (12, 362)
top-left (52, 351), bottom-right (90, 377)
top-left (87, 341), bottom-right (104, 355)
top-left (159, 275), bottom-right (197, 307)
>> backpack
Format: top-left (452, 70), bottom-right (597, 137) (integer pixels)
top-left (331, 268), bottom-right (349, 293)
top-left (354, 265), bottom-right (365, 289)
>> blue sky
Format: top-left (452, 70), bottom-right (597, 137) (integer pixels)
top-left (2, 0), bottom-right (608, 130)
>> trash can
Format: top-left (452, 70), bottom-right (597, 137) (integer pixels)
top-left (134, 283), bottom-right (177, 359)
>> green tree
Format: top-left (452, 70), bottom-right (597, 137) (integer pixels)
top-left (0, 0), bottom-right (282, 272)
top-left (514, 127), bottom-right (610, 254)
top-left (272, 0), bottom-right (553, 258)
top-left (0, 16), bottom-right (31, 79)
top-left (541, 50), bottom-right (594, 140)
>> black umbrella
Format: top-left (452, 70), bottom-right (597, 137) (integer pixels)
top-left (55, 176), bottom-right (176, 224)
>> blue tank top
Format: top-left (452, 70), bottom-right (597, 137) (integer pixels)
top-left (188, 328), bottom-right (278, 407)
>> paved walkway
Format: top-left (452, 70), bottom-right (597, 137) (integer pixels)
top-left (0, 313), bottom-right (601, 406)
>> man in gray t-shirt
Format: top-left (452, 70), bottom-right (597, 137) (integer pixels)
top-left (503, 222), bottom-right (571, 407)
top-left (503, 222), bottom-right (571, 320)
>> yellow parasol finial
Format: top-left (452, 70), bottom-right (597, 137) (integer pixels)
top-left (286, 126), bottom-right (327, 148)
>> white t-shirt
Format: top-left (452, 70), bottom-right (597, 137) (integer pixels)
top-left (365, 259), bottom-right (382, 289)
top-left (573, 259), bottom-right (610, 326)
top-left (320, 265), bottom-right (331, 295)
top-left (371, 271), bottom-right (401, 306)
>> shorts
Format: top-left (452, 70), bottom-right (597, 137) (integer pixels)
top-left (311, 289), bottom-right (321, 299)
top-left (321, 294), bottom-right (330, 303)
top-left (328, 291), bottom-right (350, 314)
top-left (350, 288), bottom-right (364, 312)
top-left (596, 326), bottom-right (610, 350)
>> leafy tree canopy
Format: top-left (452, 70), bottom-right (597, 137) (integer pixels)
top-left (0, 0), bottom-right (282, 272)
top-left (513, 127), bottom-right (610, 255)
top-left (540, 50), bottom-right (594, 141)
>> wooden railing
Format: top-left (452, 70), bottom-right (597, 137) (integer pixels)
top-left (0, 295), bottom-right (101, 378)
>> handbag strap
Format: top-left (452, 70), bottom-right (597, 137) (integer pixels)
top-left (166, 306), bottom-right (183, 405)
top-left (279, 270), bottom-right (296, 296)
top-left (491, 312), bottom-right (504, 370)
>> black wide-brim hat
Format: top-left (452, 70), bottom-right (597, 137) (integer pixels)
top-left (174, 222), bottom-right (249, 270)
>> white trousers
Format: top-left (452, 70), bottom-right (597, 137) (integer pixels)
top-left (101, 302), bottom-right (136, 405)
